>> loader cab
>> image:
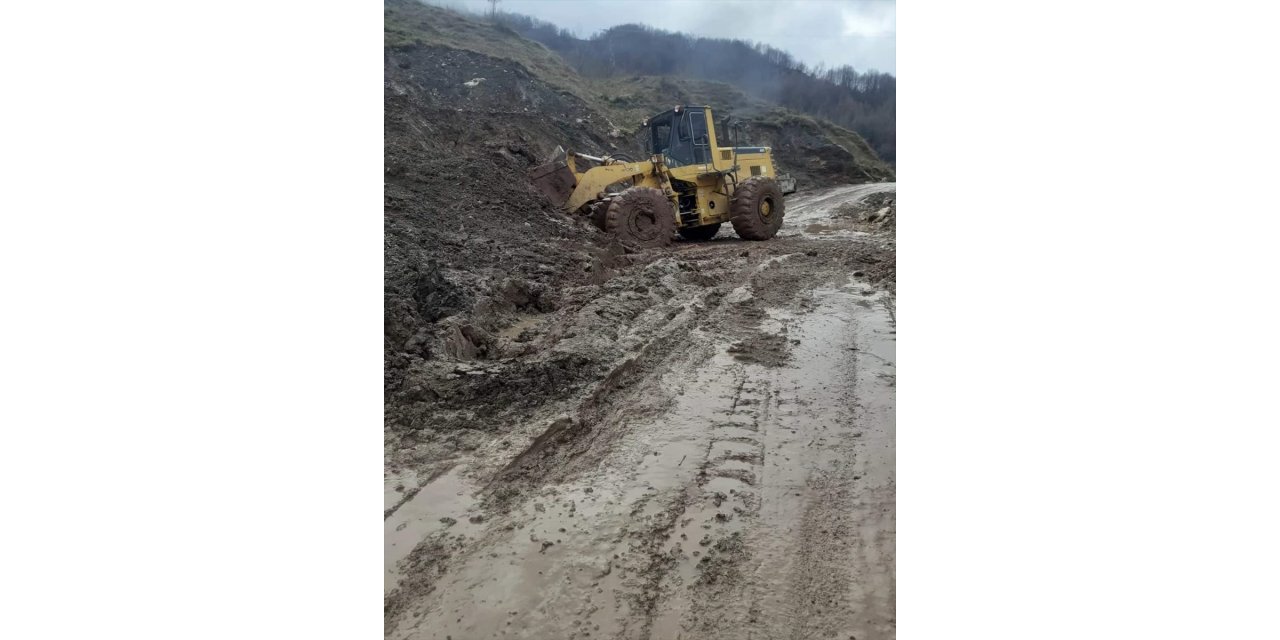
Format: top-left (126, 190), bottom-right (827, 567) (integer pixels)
top-left (645, 106), bottom-right (713, 168)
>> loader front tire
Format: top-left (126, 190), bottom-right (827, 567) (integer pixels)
top-left (605, 187), bottom-right (675, 250)
top-left (677, 223), bottom-right (722, 241)
top-left (730, 177), bottom-right (785, 240)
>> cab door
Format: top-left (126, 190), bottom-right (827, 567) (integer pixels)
top-left (687, 109), bottom-right (711, 165)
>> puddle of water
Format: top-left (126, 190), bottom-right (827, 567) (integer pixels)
top-left (384, 466), bottom-right (480, 593)
top-left (782, 182), bottom-right (895, 237)
top-left (846, 290), bottom-right (896, 488)
top-left (496, 314), bottom-right (543, 341)
top-left (384, 470), bottom-right (421, 512)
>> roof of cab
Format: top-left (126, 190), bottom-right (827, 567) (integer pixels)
top-left (644, 105), bottom-right (712, 124)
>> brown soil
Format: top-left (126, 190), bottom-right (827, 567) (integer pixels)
top-left (384, 27), bottom-right (896, 640)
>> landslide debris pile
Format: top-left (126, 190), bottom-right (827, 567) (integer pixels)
top-left (384, 35), bottom-right (635, 470)
top-left (383, 0), bottom-right (896, 475)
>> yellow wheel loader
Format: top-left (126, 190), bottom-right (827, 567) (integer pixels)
top-left (528, 105), bottom-right (797, 248)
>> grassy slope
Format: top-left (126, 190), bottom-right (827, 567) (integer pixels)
top-left (386, 0), bottom-right (893, 180)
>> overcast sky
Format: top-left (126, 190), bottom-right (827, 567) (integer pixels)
top-left (430, 0), bottom-right (896, 75)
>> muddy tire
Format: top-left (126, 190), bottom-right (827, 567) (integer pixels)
top-left (729, 177), bottom-right (785, 240)
top-left (677, 223), bottom-right (722, 241)
top-left (604, 187), bottom-right (675, 249)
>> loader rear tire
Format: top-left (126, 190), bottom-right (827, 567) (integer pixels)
top-left (729, 177), bottom-right (785, 240)
top-left (677, 223), bottom-right (722, 241)
top-left (605, 187), bottom-right (675, 250)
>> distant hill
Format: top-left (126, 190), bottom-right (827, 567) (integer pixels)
top-left (493, 13), bottom-right (896, 164)
top-left (386, 0), bottom-right (894, 185)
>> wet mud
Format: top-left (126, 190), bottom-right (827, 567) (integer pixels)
top-left (385, 183), bottom-right (897, 639)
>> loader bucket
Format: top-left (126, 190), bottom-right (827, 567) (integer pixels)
top-left (527, 160), bottom-right (577, 207)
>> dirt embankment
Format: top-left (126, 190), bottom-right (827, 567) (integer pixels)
top-left (384, 43), bottom-right (646, 477)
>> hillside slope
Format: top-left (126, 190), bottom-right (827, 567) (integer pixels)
top-left (386, 0), bottom-right (893, 185)
top-left (386, 0), bottom-right (689, 487)
top-left (592, 75), bottom-right (893, 186)
top-left (497, 16), bottom-right (896, 163)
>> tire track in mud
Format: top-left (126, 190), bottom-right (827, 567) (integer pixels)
top-left (645, 367), bottom-right (773, 639)
top-left (384, 184), bottom-right (896, 639)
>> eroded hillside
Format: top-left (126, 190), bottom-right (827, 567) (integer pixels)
top-left (384, 4), bottom-right (896, 636)
top-left (385, 0), bottom-right (893, 187)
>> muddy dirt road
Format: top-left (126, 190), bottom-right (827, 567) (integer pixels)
top-left (385, 183), bottom-right (896, 639)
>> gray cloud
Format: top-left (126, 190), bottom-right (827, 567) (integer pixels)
top-left (431, 0), bottom-right (896, 75)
